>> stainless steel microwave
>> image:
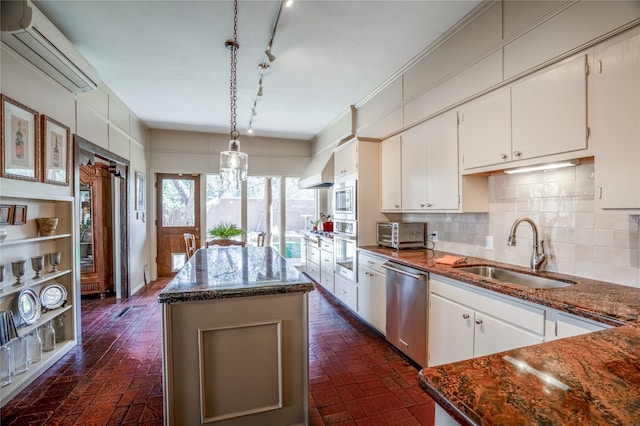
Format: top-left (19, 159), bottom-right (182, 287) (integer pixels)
top-left (333, 179), bottom-right (356, 221)
top-left (377, 222), bottom-right (426, 249)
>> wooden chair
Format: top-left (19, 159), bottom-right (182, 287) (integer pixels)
top-left (183, 233), bottom-right (197, 258)
top-left (206, 239), bottom-right (245, 248)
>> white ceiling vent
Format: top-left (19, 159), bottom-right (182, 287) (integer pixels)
top-left (1, 0), bottom-right (99, 92)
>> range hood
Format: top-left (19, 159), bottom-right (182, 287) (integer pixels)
top-left (298, 149), bottom-right (334, 189)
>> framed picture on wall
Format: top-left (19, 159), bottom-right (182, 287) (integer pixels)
top-left (12, 205), bottom-right (27, 225)
top-left (135, 171), bottom-right (145, 211)
top-left (0, 204), bottom-right (13, 225)
top-left (1, 95), bottom-right (40, 182)
top-left (41, 115), bottom-right (71, 186)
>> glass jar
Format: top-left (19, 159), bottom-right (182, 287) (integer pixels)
top-left (42, 321), bottom-right (56, 352)
top-left (0, 344), bottom-right (11, 387)
top-left (27, 330), bottom-right (42, 363)
top-left (54, 315), bottom-right (65, 343)
top-left (10, 336), bottom-right (28, 375)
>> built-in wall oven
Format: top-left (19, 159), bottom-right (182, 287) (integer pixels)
top-left (333, 219), bottom-right (357, 281)
top-left (333, 179), bottom-right (357, 221)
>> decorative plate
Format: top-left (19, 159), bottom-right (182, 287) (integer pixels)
top-left (17, 288), bottom-right (41, 325)
top-left (40, 283), bottom-right (67, 310)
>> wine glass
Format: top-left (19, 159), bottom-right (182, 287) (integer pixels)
top-left (11, 260), bottom-right (26, 286)
top-left (31, 256), bottom-right (45, 279)
top-left (48, 252), bottom-right (61, 273)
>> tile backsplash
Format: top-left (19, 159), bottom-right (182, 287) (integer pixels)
top-left (402, 160), bottom-right (640, 288)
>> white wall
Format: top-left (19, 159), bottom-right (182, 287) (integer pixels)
top-left (1, 44), bottom-right (150, 296)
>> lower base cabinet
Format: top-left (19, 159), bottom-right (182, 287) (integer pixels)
top-left (428, 275), bottom-right (544, 367)
top-left (334, 274), bottom-right (358, 312)
top-left (357, 252), bottom-right (387, 334)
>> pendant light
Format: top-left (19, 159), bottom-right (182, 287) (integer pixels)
top-left (220, 0), bottom-right (247, 188)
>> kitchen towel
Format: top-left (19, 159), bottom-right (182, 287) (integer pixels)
top-left (435, 255), bottom-right (466, 266)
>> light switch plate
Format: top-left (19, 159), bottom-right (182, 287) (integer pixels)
top-left (486, 235), bottom-right (494, 250)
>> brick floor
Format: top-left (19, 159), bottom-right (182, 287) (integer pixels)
top-left (1, 279), bottom-right (435, 425)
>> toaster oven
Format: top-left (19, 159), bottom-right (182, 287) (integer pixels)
top-left (377, 222), bottom-right (426, 249)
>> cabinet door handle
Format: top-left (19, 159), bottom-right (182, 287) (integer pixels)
top-left (462, 313), bottom-right (470, 319)
top-left (341, 289), bottom-right (348, 294)
top-left (499, 153), bottom-right (507, 160)
top-left (426, 203), bottom-right (432, 208)
top-left (513, 150), bottom-right (522, 157)
top-left (475, 319), bottom-right (483, 325)
top-left (395, 204), bottom-right (400, 208)
top-left (420, 203), bottom-right (426, 208)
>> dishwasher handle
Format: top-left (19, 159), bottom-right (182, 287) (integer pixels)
top-left (382, 263), bottom-right (427, 281)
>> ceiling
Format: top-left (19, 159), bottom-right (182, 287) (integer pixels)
top-left (34, 0), bottom-right (481, 141)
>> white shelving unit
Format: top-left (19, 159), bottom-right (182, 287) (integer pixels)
top-left (0, 194), bottom-right (77, 406)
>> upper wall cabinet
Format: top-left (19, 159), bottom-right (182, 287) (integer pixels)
top-left (458, 88), bottom-right (511, 170)
top-left (380, 136), bottom-right (402, 211)
top-left (511, 54), bottom-right (589, 161)
top-left (592, 30), bottom-right (640, 210)
top-left (401, 112), bottom-right (459, 211)
top-left (333, 139), bottom-right (358, 179)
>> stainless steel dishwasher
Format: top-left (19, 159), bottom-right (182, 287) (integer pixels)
top-left (382, 262), bottom-right (428, 367)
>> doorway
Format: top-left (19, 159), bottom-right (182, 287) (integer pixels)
top-left (156, 174), bottom-right (201, 277)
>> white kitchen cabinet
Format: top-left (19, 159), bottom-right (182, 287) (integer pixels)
top-left (333, 139), bottom-right (358, 179)
top-left (458, 88), bottom-right (512, 170)
top-left (592, 30), bottom-right (640, 210)
top-left (356, 252), bottom-right (386, 334)
top-left (401, 111), bottom-right (459, 211)
top-left (428, 275), bottom-right (544, 367)
top-left (545, 310), bottom-right (610, 342)
top-left (380, 135), bottom-right (402, 211)
top-left (334, 274), bottom-right (358, 313)
top-left (305, 243), bottom-right (321, 285)
top-left (0, 194), bottom-right (77, 406)
top-left (428, 294), bottom-right (474, 366)
top-left (511, 54), bottom-right (589, 161)
top-left (319, 238), bottom-right (334, 293)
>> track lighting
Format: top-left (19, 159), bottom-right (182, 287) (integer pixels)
top-left (265, 48), bottom-right (276, 62)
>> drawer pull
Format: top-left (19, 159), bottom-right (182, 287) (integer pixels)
top-left (462, 313), bottom-right (470, 319)
top-left (475, 319), bottom-right (483, 325)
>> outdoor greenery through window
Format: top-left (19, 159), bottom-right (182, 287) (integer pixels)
top-left (205, 175), bottom-right (315, 264)
top-left (161, 178), bottom-right (195, 226)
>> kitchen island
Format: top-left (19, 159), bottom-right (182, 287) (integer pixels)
top-left (158, 246), bottom-right (314, 426)
top-left (359, 247), bottom-right (640, 426)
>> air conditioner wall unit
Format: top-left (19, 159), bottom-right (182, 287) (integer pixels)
top-left (1, 0), bottom-right (99, 93)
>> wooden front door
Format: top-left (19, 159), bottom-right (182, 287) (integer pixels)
top-left (156, 174), bottom-right (201, 277)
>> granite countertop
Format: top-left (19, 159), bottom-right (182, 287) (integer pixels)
top-left (158, 246), bottom-right (314, 303)
top-left (358, 246), bottom-right (640, 425)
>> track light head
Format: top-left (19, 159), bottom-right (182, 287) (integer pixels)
top-left (265, 48), bottom-right (276, 62)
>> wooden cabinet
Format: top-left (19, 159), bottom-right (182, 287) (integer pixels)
top-left (356, 252), bottom-right (386, 334)
top-left (380, 135), bottom-right (402, 211)
top-left (511, 54), bottom-right (589, 161)
top-left (428, 275), bottom-right (544, 367)
top-left (592, 30), bottom-right (640, 210)
top-left (333, 139), bottom-right (358, 179)
top-left (79, 164), bottom-right (112, 296)
top-left (401, 112), bottom-right (459, 211)
top-left (0, 193), bottom-right (77, 406)
top-left (458, 88), bottom-right (512, 170)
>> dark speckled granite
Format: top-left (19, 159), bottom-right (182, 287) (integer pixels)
top-left (158, 246), bottom-right (314, 303)
top-left (357, 246), bottom-right (640, 426)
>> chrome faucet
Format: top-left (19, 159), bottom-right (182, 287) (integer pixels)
top-left (507, 217), bottom-right (546, 271)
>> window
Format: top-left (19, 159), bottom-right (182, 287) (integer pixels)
top-left (285, 177), bottom-right (315, 264)
top-left (247, 176), bottom-right (280, 247)
top-left (205, 175), bottom-right (241, 238)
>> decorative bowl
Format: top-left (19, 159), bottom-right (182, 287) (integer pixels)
top-left (36, 217), bottom-right (58, 236)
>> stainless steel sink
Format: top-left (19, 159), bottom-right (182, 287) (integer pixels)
top-left (455, 266), bottom-right (575, 289)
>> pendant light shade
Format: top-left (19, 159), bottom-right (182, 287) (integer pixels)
top-left (220, 0), bottom-right (247, 188)
top-left (220, 139), bottom-right (248, 183)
